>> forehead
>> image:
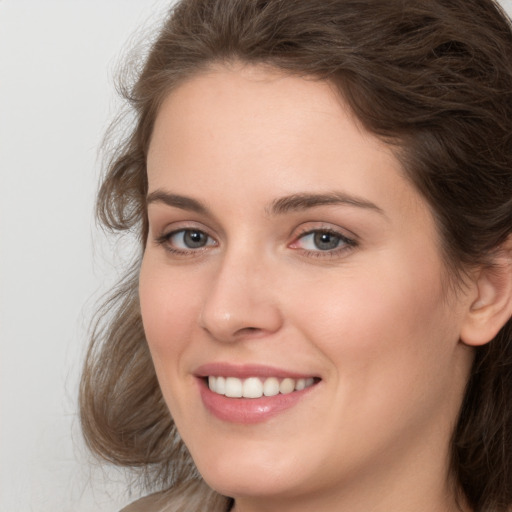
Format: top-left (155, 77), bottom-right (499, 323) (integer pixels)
top-left (152, 67), bottom-right (378, 172)
top-left (149, 65), bottom-right (352, 159)
top-left (147, 64), bottom-right (426, 222)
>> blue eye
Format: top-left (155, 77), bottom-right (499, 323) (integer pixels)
top-left (295, 230), bottom-right (353, 252)
top-left (166, 229), bottom-right (215, 250)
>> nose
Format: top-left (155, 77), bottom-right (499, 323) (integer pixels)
top-left (199, 250), bottom-right (283, 343)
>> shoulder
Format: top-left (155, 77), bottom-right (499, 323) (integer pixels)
top-left (120, 492), bottom-right (169, 512)
top-left (119, 487), bottom-right (232, 512)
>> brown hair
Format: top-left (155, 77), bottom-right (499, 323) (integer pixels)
top-left (80, 1), bottom-right (512, 510)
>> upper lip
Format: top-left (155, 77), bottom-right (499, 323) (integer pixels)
top-left (194, 362), bottom-right (319, 380)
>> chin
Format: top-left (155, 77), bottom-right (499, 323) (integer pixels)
top-left (192, 446), bottom-right (309, 499)
top-left (202, 470), bottom-right (299, 502)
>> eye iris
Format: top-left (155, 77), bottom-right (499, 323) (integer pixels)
top-left (184, 230), bottom-right (207, 248)
top-left (313, 231), bottom-right (340, 250)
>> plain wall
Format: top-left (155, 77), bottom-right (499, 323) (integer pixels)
top-left (1, 1), bottom-right (511, 511)
top-left (0, 1), bottom-right (173, 511)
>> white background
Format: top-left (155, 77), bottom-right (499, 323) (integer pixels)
top-left (1, 1), bottom-right (511, 511)
top-left (0, 1), bottom-right (173, 511)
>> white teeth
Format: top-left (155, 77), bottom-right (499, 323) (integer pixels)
top-left (242, 377), bottom-right (263, 398)
top-left (279, 378), bottom-right (295, 394)
top-left (295, 378), bottom-right (306, 391)
top-left (216, 376), bottom-right (226, 394)
top-left (208, 375), bottom-right (316, 398)
top-left (225, 377), bottom-right (243, 397)
top-left (263, 377), bottom-right (280, 397)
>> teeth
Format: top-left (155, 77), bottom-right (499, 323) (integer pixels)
top-left (295, 378), bottom-right (306, 391)
top-left (279, 378), bottom-right (295, 394)
top-left (216, 376), bottom-right (226, 394)
top-left (208, 376), bottom-right (316, 398)
top-left (263, 377), bottom-right (279, 397)
top-left (225, 377), bottom-right (243, 397)
top-left (243, 377), bottom-right (263, 398)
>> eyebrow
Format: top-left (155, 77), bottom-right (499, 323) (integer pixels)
top-left (268, 192), bottom-right (384, 216)
top-left (146, 189), bottom-right (384, 217)
top-left (146, 190), bottom-right (210, 215)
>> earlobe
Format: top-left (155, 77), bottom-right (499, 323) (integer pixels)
top-left (460, 240), bottom-right (512, 347)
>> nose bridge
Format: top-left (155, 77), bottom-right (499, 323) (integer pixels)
top-left (199, 243), bottom-right (282, 342)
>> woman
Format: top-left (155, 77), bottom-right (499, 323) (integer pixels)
top-left (80, 0), bottom-right (512, 511)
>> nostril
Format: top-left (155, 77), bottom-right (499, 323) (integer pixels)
top-left (199, 292), bottom-right (283, 342)
top-left (229, 326), bottom-right (267, 340)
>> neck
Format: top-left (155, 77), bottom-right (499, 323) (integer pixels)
top-left (231, 476), bottom-right (467, 512)
top-left (230, 434), bottom-right (470, 512)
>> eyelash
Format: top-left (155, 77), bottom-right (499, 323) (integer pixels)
top-left (290, 227), bottom-right (357, 258)
top-left (155, 226), bottom-right (357, 259)
top-left (155, 228), bottom-right (217, 257)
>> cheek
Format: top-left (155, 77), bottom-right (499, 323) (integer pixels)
top-left (285, 261), bottom-right (462, 462)
top-left (138, 256), bottom-right (199, 372)
top-left (291, 252), bottom-right (458, 401)
top-left (298, 265), bottom-right (446, 344)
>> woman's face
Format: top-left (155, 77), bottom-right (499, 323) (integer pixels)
top-left (140, 65), bottom-right (474, 510)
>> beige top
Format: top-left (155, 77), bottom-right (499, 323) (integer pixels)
top-left (120, 487), bottom-right (232, 512)
top-left (120, 493), bottom-right (167, 512)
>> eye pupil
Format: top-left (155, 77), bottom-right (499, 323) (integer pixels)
top-left (184, 230), bottom-right (207, 248)
top-left (313, 231), bottom-right (340, 250)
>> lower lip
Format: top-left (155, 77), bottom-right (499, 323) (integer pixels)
top-left (198, 378), bottom-right (317, 424)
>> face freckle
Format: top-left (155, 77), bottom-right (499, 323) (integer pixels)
top-left (139, 64), bottom-right (475, 510)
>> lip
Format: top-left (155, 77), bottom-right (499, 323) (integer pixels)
top-left (195, 362), bottom-right (317, 380)
top-left (194, 363), bottom-right (320, 424)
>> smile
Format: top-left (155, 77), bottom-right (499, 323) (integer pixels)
top-left (195, 364), bottom-right (321, 423)
top-left (208, 376), bottom-right (316, 398)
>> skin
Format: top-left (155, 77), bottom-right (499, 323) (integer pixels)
top-left (139, 64), bottom-right (477, 512)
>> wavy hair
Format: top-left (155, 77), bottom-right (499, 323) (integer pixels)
top-left (80, 1), bottom-right (512, 510)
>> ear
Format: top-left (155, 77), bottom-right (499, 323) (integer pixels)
top-left (460, 238), bottom-right (512, 346)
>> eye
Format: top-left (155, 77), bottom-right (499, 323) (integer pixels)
top-left (301, 231), bottom-right (343, 251)
top-left (291, 228), bottom-right (356, 253)
top-left (158, 228), bottom-right (217, 253)
top-left (171, 229), bottom-right (210, 249)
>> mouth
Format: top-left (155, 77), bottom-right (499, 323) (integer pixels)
top-left (206, 375), bottom-right (318, 398)
top-left (195, 364), bottom-right (321, 424)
